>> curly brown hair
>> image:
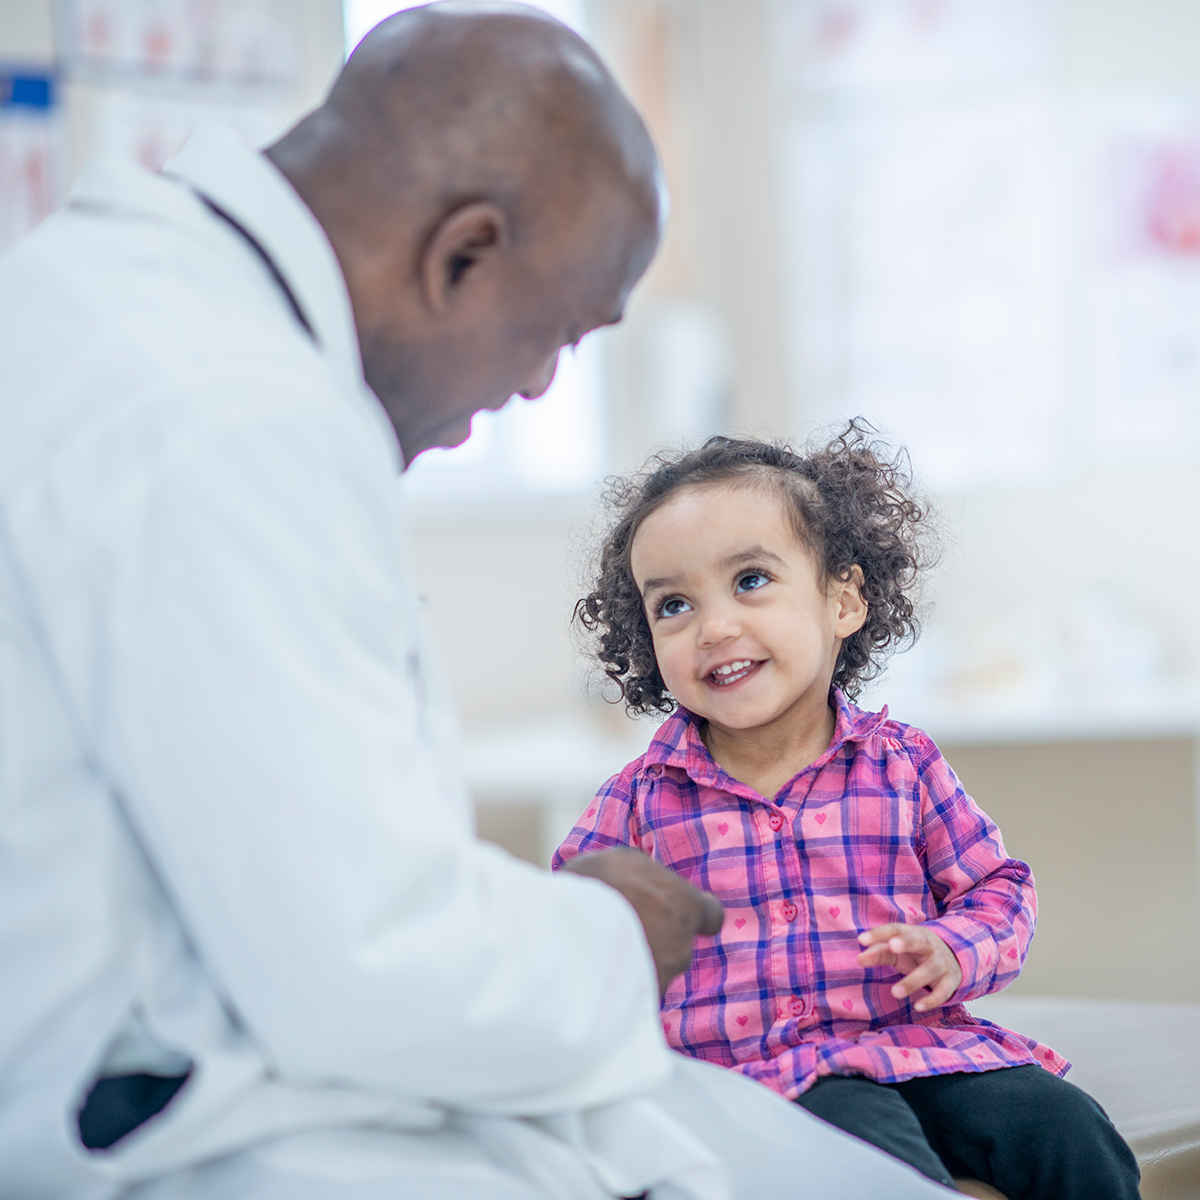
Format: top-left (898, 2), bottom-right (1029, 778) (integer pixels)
top-left (575, 420), bottom-right (935, 714)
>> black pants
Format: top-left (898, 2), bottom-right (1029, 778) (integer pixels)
top-left (795, 1066), bottom-right (1141, 1199)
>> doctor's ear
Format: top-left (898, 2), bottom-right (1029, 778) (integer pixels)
top-left (833, 565), bottom-right (868, 638)
top-left (420, 201), bottom-right (510, 314)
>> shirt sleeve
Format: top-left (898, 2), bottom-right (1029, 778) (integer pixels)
top-left (912, 738), bottom-right (1037, 1002)
top-left (551, 767), bottom-right (645, 869)
top-left (33, 375), bottom-right (669, 1116)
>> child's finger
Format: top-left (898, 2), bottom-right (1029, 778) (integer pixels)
top-left (882, 925), bottom-right (930, 956)
top-left (890, 957), bottom-right (943, 999)
top-left (913, 972), bottom-right (960, 1013)
top-left (858, 923), bottom-right (905, 946)
top-left (856, 942), bottom-right (898, 968)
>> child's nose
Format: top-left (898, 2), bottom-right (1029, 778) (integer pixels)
top-left (697, 604), bottom-right (743, 646)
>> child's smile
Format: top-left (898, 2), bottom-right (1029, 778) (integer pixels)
top-left (707, 658), bottom-right (761, 688)
top-left (631, 481), bottom-right (867, 792)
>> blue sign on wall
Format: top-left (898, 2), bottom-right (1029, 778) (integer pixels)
top-left (0, 71), bottom-right (56, 112)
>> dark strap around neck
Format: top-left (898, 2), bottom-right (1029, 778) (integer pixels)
top-left (194, 191), bottom-right (318, 345)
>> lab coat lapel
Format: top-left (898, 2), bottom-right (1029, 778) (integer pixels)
top-left (161, 123), bottom-right (373, 424)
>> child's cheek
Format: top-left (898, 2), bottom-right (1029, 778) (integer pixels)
top-left (653, 640), bottom-right (686, 699)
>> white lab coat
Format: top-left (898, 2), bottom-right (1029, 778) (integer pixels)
top-left (0, 124), bottom-right (947, 1200)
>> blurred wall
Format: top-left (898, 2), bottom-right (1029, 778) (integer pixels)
top-left (0, 0), bottom-right (343, 180)
top-left (925, 0), bottom-right (1200, 703)
top-left (410, 498), bottom-right (594, 725)
top-left (1064, 0), bottom-right (1200, 89)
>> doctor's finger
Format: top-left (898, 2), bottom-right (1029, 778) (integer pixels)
top-left (636, 857), bottom-right (723, 937)
top-left (695, 889), bottom-right (725, 936)
top-left (560, 848), bottom-right (714, 993)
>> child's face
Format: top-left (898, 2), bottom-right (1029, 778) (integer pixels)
top-left (630, 482), bottom-right (867, 736)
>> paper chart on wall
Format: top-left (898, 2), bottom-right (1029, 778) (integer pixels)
top-left (1083, 92), bottom-right (1200, 461)
top-left (84, 87), bottom-right (292, 172)
top-left (0, 71), bottom-right (66, 254)
top-left (57, 0), bottom-right (300, 88)
top-left (57, 0), bottom-right (301, 174)
top-left (782, 101), bottom-right (1067, 493)
top-left (770, 0), bottom-right (1053, 101)
top-left (774, 0), bottom-right (1067, 493)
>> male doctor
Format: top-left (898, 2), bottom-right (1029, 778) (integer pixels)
top-left (0, 5), bottom-right (947, 1198)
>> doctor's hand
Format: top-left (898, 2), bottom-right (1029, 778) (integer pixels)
top-left (560, 848), bottom-right (725, 997)
top-left (857, 923), bottom-right (963, 1013)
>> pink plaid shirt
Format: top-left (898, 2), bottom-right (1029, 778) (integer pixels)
top-left (553, 690), bottom-right (1067, 1098)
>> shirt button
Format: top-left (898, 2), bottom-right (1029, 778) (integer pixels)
top-left (786, 996), bottom-right (806, 1018)
top-left (780, 900), bottom-right (798, 922)
top-left (769, 813), bottom-right (785, 832)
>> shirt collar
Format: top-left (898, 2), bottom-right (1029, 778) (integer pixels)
top-left (644, 688), bottom-right (890, 790)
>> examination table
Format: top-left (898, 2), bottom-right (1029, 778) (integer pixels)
top-left (955, 997), bottom-right (1200, 1199)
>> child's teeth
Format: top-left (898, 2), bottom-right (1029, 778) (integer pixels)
top-left (715, 660), bottom-right (752, 676)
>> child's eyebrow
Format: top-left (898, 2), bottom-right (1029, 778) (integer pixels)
top-left (719, 546), bottom-right (788, 570)
top-left (639, 546), bottom-right (788, 599)
top-left (639, 574), bottom-right (680, 597)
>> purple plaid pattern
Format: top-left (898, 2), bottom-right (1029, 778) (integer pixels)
top-left (553, 690), bottom-right (1067, 1098)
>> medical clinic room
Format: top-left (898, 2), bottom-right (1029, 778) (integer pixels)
top-left (0, 1), bottom-right (1196, 1198)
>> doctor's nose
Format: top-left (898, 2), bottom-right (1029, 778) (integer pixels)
top-left (517, 349), bottom-right (560, 400)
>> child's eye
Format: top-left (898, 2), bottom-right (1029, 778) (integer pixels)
top-left (735, 571), bottom-right (770, 594)
top-left (659, 596), bottom-right (692, 618)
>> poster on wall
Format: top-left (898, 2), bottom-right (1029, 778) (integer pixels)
top-left (56, 0), bottom-right (300, 88)
top-left (774, 0), bottom-right (1067, 493)
top-left (0, 70), bottom-right (66, 254)
top-left (56, 0), bottom-right (301, 175)
top-left (83, 87), bottom-right (291, 171)
top-left (783, 102), bottom-right (1066, 493)
top-left (1084, 92), bottom-right (1200, 461)
top-left (771, 0), bottom-right (1052, 99)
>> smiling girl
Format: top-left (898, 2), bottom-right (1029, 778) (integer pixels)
top-left (553, 425), bottom-right (1139, 1200)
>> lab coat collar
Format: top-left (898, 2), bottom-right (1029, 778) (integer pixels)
top-left (163, 124), bottom-right (361, 384)
top-left (158, 124), bottom-right (404, 468)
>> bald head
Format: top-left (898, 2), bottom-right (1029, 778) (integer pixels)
top-left (267, 2), bottom-right (664, 461)
top-left (327, 2), bottom-right (661, 233)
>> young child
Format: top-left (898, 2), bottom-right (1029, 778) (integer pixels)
top-left (553, 426), bottom-right (1140, 1200)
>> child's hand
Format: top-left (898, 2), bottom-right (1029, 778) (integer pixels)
top-left (856, 923), bottom-right (963, 1013)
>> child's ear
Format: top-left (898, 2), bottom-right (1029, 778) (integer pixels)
top-left (833, 566), bottom-right (868, 638)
